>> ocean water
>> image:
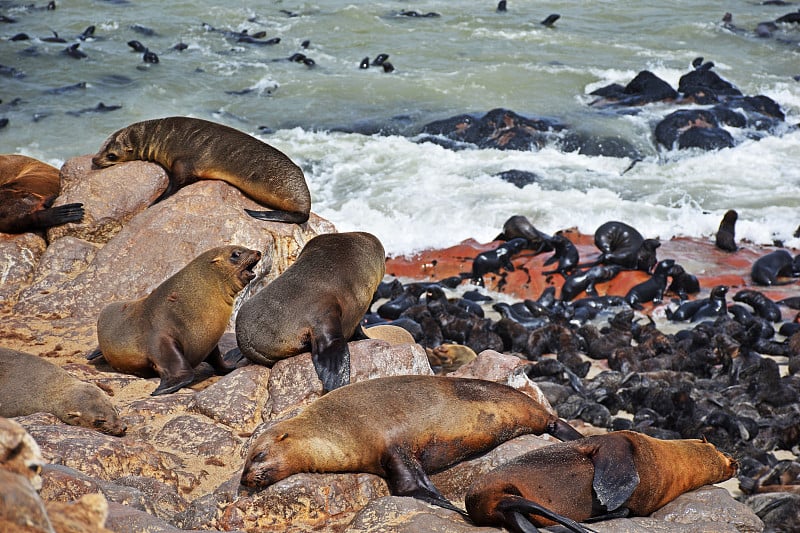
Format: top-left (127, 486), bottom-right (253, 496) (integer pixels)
top-left (2, 0), bottom-right (799, 256)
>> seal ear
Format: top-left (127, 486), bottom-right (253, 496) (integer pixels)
top-left (65, 411), bottom-right (82, 421)
top-left (276, 432), bottom-right (288, 442)
top-left (587, 435), bottom-right (640, 512)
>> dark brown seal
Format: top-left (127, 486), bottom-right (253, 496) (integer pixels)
top-left (91, 116), bottom-right (311, 223)
top-left (240, 375), bottom-right (582, 511)
top-left (235, 232), bottom-right (385, 392)
top-left (0, 347), bottom-right (126, 436)
top-left (465, 430), bottom-right (737, 531)
top-left (715, 209), bottom-right (738, 252)
top-left (0, 154), bottom-right (84, 233)
top-left (91, 245), bottom-right (261, 395)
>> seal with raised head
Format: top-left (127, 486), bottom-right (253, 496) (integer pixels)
top-left (0, 154), bottom-right (84, 233)
top-left (465, 430), bottom-right (737, 531)
top-left (240, 375), bottom-right (583, 511)
top-left (90, 245), bottom-right (261, 395)
top-left (235, 232), bottom-right (385, 392)
top-left (715, 209), bottom-right (738, 252)
top-left (91, 116), bottom-right (311, 224)
top-left (0, 347), bottom-right (126, 436)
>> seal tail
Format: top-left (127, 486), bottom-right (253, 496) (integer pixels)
top-left (245, 208), bottom-right (309, 224)
top-left (495, 496), bottom-right (593, 533)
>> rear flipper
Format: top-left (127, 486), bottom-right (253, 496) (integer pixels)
top-left (204, 345), bottom-right (238, 374)
top-left (548, 418), bottom-right (584, 441)
top-left (496, 496), bottom-right (592, 533)
top-left (311, 309), bottom-right (351, 392)
top-left (35, 202), bottom-right (84, 228)
top-left (245, 208), bottom-right (309, 224)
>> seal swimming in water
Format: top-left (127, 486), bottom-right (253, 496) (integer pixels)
top-left (0, 154), bottom-right (84, 234)
top-left (465, 430), bottom-right (737, 531)
top-left (0, 347), bottom-right (126, 436)
top-left (91, 116), bottom-right (311, 224)
top-left (90, 245), bottom-right (262, 395)
top-left (240, 375), bottom-right (583, 512)
top-left (235, 232), bottom-right (385, 392)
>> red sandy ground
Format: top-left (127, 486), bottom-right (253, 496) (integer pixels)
top-left (385, 229), bottom-right (800, 319)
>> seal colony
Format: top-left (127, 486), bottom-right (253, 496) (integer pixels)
top-left (91, 116), bottom-right (312, 224)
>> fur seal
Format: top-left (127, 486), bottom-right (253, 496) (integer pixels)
top-left (465, 430), bottom-right (737, 530)
top-left (751, 249), bottom-right (797, 286)
top-left (560, 265), bottom-right (621, 301)
top-left (235, 232), bottom-right (385, 392)
top-left (91, 116), bottom-right (311, 224)
top-left (91, 245), bottom-right (261, 395)
top-left (542, 234), bottom-right (580, 277)
top-left (591, 221), bottom-right (645, 269)
top-left (0, 347), bottom-right (126, 436)
top-left (494, 215), bottom-right (554, 253)
top-left (471, 237), bottom-right (527, 286)
top-left (0, 154), bottom-right (84, 234)
top-left (715, 209), bottom-right (738, 252)
top-left (240, 375), bottom-right (583, 510)
top-left (625, 259), bottom-right (675, 309)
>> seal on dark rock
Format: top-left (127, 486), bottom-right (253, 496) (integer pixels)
top-left (0, 347), bottom-right (126, 436)
top-left (751, 249), bottom-right (797, 286)
top-left (465, 430), bottom-right (737, 530)
top-left (715, 209), bottom-right (738, 252)
top-left (0, 154), bottom-right (84, 234)
top-left (240, 375), bottom-right (583, 511)
top-left (91, 245), bottom-right (261, 395)
top-left (235, 232), bottom-right (385, 392)
top-left (91, 116), bottom-right (311, 223)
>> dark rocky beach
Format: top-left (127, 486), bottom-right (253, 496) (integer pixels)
top-left (1, 152), bottom-right (799, 532)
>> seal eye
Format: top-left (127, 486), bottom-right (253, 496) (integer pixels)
top-left (231, 250), bottom-right (242, 261)
top-left (106, 152), bottom-right (118, 161)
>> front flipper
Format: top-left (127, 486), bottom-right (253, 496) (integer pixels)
top-left (382, 447), bottom-right (468, 517)
top-left (204, 345), bottom-right (237, 374)
top-left (496, 496), bottom-right (592, 533)
top-left (151, 335), bottom-right (195, 395)
top-left (244, 208), bottom-right (309, 224)
top-left (310, 308), bottom-right (351, 392)
top-left (34, 202), bottom-right (84, 228)
top-left (588, 437), bottom-right (640, 512)
top-left (86, 347), bottom-right (104, 361)
top-left (548, 418), bottom-right (584, 442)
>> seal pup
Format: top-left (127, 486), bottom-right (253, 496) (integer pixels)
top-left (0, 347), bottom-right (126, 436)
top-left (91, 245), bottom-right (261, 395)
top-left (542, 234), bottom-right (579, 277)
top-left (465, 430), bottom-right (737, 530)
top-left (715, 209), bottom-right (738, 252)
top-left (91, 116), bottom-right (311, 224)
top-left (625, 259), bottom-right (675, 309)
top-left (494, 215), bottom-right (553, 253)
top-left (0, 154), bottom-right (84, 234)
top-left (470, 237), bottom-right (527, 286)
top-left (235, 232), bottom-right (385, 392)
top-left (240, 375), bottom-right (583, 511)
top-left (560, 265), bottom-right (621, 301)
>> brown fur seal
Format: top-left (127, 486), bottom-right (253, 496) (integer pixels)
top-left (240, 375), bottom-right (583, 511)
top-left (0, 154), bottom-right (84, 233)
top-left (0, 347), bottom-right (126, 436)
top-left (715, 209), bottom-right (738, 252)
top-left (465, 430), bottom-right (737, 531)
top-left (90, 245), bottom-right (261, 395)
top-left (91, 116), bottom-right (311, 224)
top-left (235, 232), bottom-right (385, 392)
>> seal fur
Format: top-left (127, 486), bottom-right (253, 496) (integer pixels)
top-left (235, 232), bottom-right (385, 392)
top-left (240, 375), bottom-right (583, 510)
top-left (0, 154), bottom-right (84, 233)
top-left (0, 347), bottom-right (126, 435)
top-left (92, 245), bottom-right (261, 395)
top-left (465, 430), bottom-right (737, 530)
top-left (91, 117), bottom-right (311, 223)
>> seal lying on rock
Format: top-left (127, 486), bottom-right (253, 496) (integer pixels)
top-left (0, 154), bottom-right (84, 234)
top-left (90, 245), bottom-right (261, 395)
top-left (0, 347), bottom-right (126, 436)
top-left (91, 116), bottom-right (311, 224)
top-left (235, 232), bottom-right (385, 392)
top-left (465, 430), bottom-right (737, 531)
top-left (240, 375), bottom-right (582, 512)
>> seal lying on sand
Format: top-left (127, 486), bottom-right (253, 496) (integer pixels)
top-left (465, 430), bottom-right (737, 531)
top-left (240, 375), bottom-right (582, 512)
top-left (235, 232), bottom-right (385, 392)
top-left (0, 154), bottom-right (84, 233)
top-left (90, 245), bottom-right (261, 395)
top-left (91, 116), bottom-right (311, 224)
top-left (0, 347), bottom-right (126, 436)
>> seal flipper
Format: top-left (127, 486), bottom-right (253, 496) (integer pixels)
top-left (382, 447), bottom-right (468, 517)
top-left (548, 418), bottom-right (584, 441)
top-left (86, 347), bottom-right (104, 361)
top-left (587, 436), bottom-right (640, 512)
top-left (310, 310), bottom-right (350, 392)
top-left (204, 345), bottom-right (237, 374)
top-left (30, 202), bottom-right (84, 229)
top-left (495, 496), bottom-right (592, 533)
top-left (244, 208), bottom-right (309, 224)
top-left (151, 335), bottom-right (196, 395)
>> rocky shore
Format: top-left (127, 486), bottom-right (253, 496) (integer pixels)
top-left (1, 156), bottom-right (797, 532)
